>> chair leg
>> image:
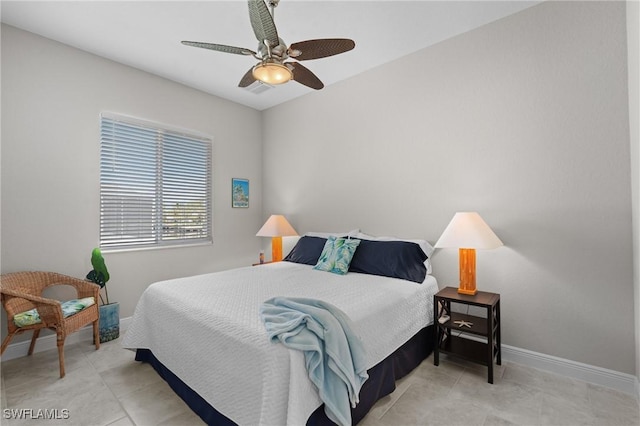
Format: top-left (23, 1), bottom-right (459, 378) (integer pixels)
top-left (57, 335), bottom-right (65, 378)
top-left (28, 329), bottom-right (41, 355)
top-left (0, 332), bottom-right (17, 355)
top-left (93, 320), bottom-right (100, 350)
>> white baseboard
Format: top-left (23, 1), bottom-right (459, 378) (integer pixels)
top-left (2, 320), bottom-right (638, 399)
top-left (502, 344), bottom-right (638, 396)
top-left (1, 316), bottom-right (132, 361)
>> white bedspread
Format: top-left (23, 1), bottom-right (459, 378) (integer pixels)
top-left (122, 262), bottom-right (438, 426)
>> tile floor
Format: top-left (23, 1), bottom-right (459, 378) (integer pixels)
top-left (1, 336), bottom-right (638, 426)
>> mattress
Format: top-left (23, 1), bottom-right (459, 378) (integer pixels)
top-left (122, 262), bottom-right (438, 425)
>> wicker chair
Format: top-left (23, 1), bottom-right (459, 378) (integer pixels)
top-left (0, 271), bottom-right (101, 378)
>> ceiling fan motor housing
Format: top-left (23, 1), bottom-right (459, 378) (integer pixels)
top-left (258, 37), bottom-right (289, 61)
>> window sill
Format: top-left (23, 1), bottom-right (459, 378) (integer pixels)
top-left (100, 241), bottom-right (213, 254)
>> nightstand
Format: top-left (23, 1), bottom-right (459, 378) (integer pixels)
top-left (252, 261), bottom-right (279, 266)
top-left (433, 287), bottom-right (501, 383)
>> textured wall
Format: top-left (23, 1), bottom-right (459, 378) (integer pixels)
top-left (627, 0), bottom-right (640, 386)
top-left (1, 25), bottom-right (264, 338)
top-left (262, 2), bottom-right (634, 374)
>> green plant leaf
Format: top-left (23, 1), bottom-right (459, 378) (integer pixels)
top-left (90, 248), bottom-right (109, 284)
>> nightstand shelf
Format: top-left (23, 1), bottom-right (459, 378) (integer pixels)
top-left (434, 287), bottom-right (501, 383)
top-left (437, 335), bottom-right (488, 366)
top-left (440, 312), bottom-right (489, 336)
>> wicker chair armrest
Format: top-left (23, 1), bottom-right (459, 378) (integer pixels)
top-left (0, 289), bottom-right (64, 324)
top-left (1, 288), bottom-right (60, 306)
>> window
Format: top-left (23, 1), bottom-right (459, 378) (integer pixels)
top-left (99, 113), bottom-right (212, 250)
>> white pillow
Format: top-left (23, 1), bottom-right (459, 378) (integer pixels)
top-left (355, 232), bottom-right (434, 274)
top-left (304, 229), bottom-right (360, 238)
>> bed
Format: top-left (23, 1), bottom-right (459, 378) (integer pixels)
top-left (122, 233), bottom-right (438, 425)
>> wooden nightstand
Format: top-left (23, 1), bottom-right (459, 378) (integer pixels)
top-left (433, 287), bottom-right (501, 383)
top-left (252, 261), bottom-right (279, 266)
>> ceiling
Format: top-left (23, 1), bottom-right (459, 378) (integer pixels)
top-left (0, 1), bottom-right (540, 111)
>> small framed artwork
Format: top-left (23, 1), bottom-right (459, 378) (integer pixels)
top-left (232, 178), bottom-right (249, 208)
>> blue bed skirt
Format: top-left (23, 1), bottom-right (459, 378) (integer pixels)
top-left (135, 324), bottom-right (434, 425)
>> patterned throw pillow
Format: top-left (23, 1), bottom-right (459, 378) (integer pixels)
top-left (313, 236), bottom-right (361, 275)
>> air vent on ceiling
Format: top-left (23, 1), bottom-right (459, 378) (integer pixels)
top-left (244, 80), bottom-right (274, 94)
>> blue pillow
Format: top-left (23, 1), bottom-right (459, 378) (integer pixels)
top-left (349, 239), bottom-right (427, 283)
top-left (313, 236), bottom-right (361, 275)
top-left (283, 236), bottom-right (328, 265)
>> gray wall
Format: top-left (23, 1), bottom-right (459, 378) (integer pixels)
top-left (628, 0), bottom-right (640, 387)
top-left (262, 1), bottom-right (635, 374)
top-left (0, 24), bottom-right (264, 338)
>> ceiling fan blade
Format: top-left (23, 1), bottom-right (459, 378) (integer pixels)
top-left (182, 41), bottom-right (256, 56)
top-left (238, 66), bottom-right (257, 87)
top-left (248, 0), bottom-right (279, 48)
top-left (288, 62), bottom-right (324, 90)
top-left (288, 39), bottom-right (355, 61)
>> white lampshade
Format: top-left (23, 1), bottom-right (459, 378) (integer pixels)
top-left (435, 212), bottom-right (503, 249)
top-left (256, 215), bottom-right (298, 237)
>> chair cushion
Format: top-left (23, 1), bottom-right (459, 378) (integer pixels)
top-left (13, 297), bottom-right (96, 327)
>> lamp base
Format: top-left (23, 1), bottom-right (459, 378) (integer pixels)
top-left (271, 236), bottom-right (283, 262)
top-left (457, 287), bottom-right (478, 296)
top-left (457, 248), bottom-right (477, 295)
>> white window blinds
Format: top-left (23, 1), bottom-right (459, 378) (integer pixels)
top-left (100, 114), bottom-right (212, 250)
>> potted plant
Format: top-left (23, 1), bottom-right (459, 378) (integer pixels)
top-left (86, 248), bottom-right (119, 343)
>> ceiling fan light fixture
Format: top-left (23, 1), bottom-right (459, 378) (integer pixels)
top-left (252, 62), bottom-right (292, 85)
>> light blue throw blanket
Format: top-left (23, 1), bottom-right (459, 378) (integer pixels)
top-left (260, 297), bottom-right (369, 426)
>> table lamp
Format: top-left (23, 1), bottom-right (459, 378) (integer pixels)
top-left (256, 215), bottom-right (298, 262)
top-left (435, 212), bottom-right (503, 295)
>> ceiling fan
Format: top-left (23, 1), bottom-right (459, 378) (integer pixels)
top-left (181, 0), bottom-right (355, 90)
